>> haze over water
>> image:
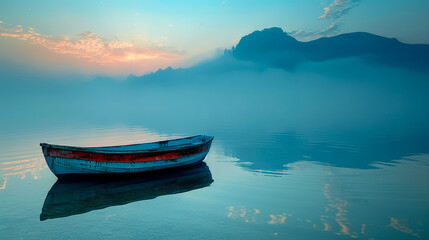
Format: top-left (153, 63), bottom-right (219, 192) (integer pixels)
top-left (1, 1), bottom-right (429, 239)
top-left (1, 54), bottom-right (429, 239)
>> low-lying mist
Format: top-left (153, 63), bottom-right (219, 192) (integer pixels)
top-left (2, 55), bottom-right (429, 170)
top-left (2, 56), bottom-right (428, 133)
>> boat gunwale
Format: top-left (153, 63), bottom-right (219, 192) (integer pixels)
top-left (40, 135), bottom-right (214, 155)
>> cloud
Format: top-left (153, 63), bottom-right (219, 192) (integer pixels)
top-left (0, 22), bottom-right (182, 65)
top-left (288, 23), bottom-right (341, 41)
top-left (319, 23), bottom-right (341, 36)
top-left (287, 30), bottom-right (319, 41)
top-left (320, 0), bottom-right (360, 19)
top-left (289, 0), bottom-right (360, 41)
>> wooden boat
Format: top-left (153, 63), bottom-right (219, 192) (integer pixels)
top-left (40, 162), bottom-right (213, 221)
top-left (40, 135), bottom-right (214, 178)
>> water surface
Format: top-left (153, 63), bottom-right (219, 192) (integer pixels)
top-left (0, 123), bottom-right (428, 240)
top-left (1, 59), bottom-right (429, 239)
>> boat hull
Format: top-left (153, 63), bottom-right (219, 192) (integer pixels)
top-left (41, 136), bottom-right (213, 178)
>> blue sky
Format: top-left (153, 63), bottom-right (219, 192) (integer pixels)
top-left (1, 0), bottom-right (428, 75)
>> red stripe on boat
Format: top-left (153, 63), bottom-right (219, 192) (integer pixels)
top-left (46, 144), bottom-right (209, 163)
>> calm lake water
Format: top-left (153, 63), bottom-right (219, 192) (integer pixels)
top-left (0, 122), bottom-right (428, 240)
top-left (1, 60), bottom-right (429, 239)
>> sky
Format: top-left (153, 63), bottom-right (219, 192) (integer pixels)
top-left (0, 0), bottom-right (428, 77)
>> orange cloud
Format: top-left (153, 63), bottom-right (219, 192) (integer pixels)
top-left (0, 22), bottom-right (183, 66)
top-left (1, 33), bottom-right (21, 38)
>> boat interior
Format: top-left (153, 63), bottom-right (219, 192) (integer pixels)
top-left (41, 135), bottom-right (213, 152)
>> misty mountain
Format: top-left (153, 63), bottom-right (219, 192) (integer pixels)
top-left (129, 27), bottom-right (429, 85)
top-left (3, 28), bottom-right (429, 172)
top-left (229, 27), bottom-right (429, 71)
top-left (120, 28), bottom-right (429, 171)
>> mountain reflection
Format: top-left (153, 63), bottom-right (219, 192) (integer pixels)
top-left (40, 162), bottom-right (213, 221)
top-left (220, 131), bottom-right (429, 173)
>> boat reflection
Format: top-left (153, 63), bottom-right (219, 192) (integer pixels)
top-left (40, 162), bottom-right (213, 221)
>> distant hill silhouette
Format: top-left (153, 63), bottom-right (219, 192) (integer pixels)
top-left (121, 28), bottom-right (429, 172)
top-left (229, 27), bottom-right (429, 71)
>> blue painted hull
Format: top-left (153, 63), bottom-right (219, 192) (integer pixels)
top-left (40, 135), bottom-right (213, 178)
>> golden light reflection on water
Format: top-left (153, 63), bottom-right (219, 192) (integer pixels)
top-left (0, 157), bottom-right (47, 191)
top-left (321, 183), bottom-right (357, 237)
top-left (267, 214), bottom-right (290, 225)
top-left (361, 224), bottom-right (366, 234)
top-left (226, 206), bottom-right (295, 226)
top-left (0, 177), bottom-right (6, 190)
top-left (2, 157), bottom-right (46, 179)
top-left (225, 154), bottom-right (429, 239)
top-left (226, 206), bottom-right (260, 223)
top-left (390, 217), bottom-right (422, 238)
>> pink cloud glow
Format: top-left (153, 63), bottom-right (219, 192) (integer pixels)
top-left (320, 0), bottom-right (358, 19)
top-left (0, 22), bottom-right (182, 66)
